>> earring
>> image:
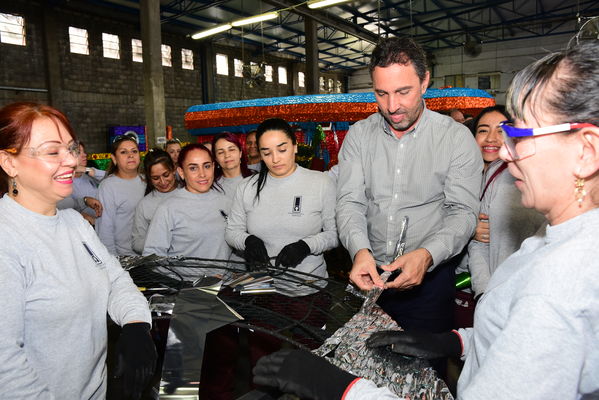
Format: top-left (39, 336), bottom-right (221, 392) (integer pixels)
top-left (11, 179), bottom-right (18, 196)
top-left (574, 177), bottom-right (586, 207)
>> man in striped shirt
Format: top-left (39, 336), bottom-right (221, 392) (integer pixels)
top-left (336, 37), bottom-right (482, 332)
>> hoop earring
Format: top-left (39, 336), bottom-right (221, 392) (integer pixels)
top-left (12, 179), bottom-right (18, 196)
top-left (574, 177), bottom-right (586, 207)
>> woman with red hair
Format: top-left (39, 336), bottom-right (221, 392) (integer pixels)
top-left (0, 102), bottom-right (155, 399)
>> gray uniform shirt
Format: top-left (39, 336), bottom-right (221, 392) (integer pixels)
top-left (132, 188), bottom-right (180, 254)
top-left (95, 174), bottom-right (145, 256)
top-left (468, 160), bottom-right (546, 295)
top-left (346, 209), bottom-right (599, 399)
top-left (0, 195), bottom-right (151, 400)
top-left (336, 109), bottom-right (482, 267)
top-left (225, 166), bottom-right (338, 296)
top-left (217, 174), bottom-right (244, 200)
top-left (143, 188), bottom-right (233, 276)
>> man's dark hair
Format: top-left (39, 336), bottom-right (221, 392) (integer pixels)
top-left (368, 37), bottom-right (428, 81)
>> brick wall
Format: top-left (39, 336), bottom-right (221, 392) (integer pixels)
top-left (0, 2), bottom-right (47, 104)
top-left (0, 1), bottom-right (348, 152)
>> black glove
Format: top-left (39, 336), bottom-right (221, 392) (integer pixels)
top-left (253, 349), bottom-right (358, 400)
top-left (366, 330), bottom-right (462, 359)
top-left (244, 235), bottom-right (270, 269)
top-left (275, 240), bottom-right (311, 268)
top-left (115, 322), bottom-right (157, 400)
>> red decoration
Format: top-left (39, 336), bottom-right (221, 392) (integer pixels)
top-left (186, 103), bottom-right (378, 131)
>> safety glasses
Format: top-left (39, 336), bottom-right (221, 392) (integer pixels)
top-left (499, 121), bottom-right (597, 160)
top-left (4, 141), bottom-right (80, 163)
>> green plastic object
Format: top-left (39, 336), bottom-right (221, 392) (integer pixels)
top-left (455, 271), bottom-right (471, 289)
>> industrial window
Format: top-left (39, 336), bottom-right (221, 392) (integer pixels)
top-left (216, 53), bottom-right (228, 75)
top-left (336, 80), bottom-right (342, 93)
top-left (478, 73), bottom-right (500, 90)
top-left (69, 27), bottom-right (89, 55)
top-left (102, 33), bottom-right (119, 59)
top-left (328, 78), bottom-right (334, 93)
top-left (181, 48), bottom-right (194, 70)
top-left (0, 13), bottom-right (26, 46)
top-left (298, 72), bottom-right (305, 88)
top-left (319, 76), bottom-right (325, 91)
top-left (132, 39), bottom-right (143, 62)
top-left (161, 44), bottom-right (172, 67)
top-left (265, 65), bottom-right (273, 82)
top-left (278, 66), bottom-right (287, 84)
top-left (234, 58), bottom-right (243, 77)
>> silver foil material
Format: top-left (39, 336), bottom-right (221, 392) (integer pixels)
top-left (314, 304), bottom-right (453, 399)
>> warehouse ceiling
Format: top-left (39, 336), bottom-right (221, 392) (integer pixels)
top-left (83, 0), bottom-right (599, 71)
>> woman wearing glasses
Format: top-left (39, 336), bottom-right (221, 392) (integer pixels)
top-left (0, 102), bottom-right (155, 399)
top-left (132, 148), bottom-right (179, 254)
top-left (212, 132), bottom-right (253, 199)
top-left (143, 144), bottom-right (233, 275)
top-left (96, 133), bottom-right (145, 256)
top-left (252, 42), bottom-right (599, 400)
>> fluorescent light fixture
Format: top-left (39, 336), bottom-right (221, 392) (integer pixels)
top-left (307, 0), bottom-right (352, 9)
top-left (191, 24), bottom-right (232, 40)
top-left (231, 12), bottom-right (278, 27)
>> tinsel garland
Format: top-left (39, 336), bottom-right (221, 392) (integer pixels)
top-left (185, 90), bottom-right (495, 134)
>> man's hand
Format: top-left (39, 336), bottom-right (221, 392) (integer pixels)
top-left (474, 213), bottom-right (489, 243)
top-left (382, 248), bottom-right (432, 290)
top-left (349, 248), bottom-right (383, 290)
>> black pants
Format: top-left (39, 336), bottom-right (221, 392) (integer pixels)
top-left (377, 259), bottom-right (456, 333)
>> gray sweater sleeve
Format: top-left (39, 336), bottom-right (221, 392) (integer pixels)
top-left (96, 180), bottom-right (117, 254)
top-left (225, 178), bottom-right (253, 251)
top-left (132, 199), bottom-right (148, 255)
top-left (469, 168), bottom-right (546, 296)
top-left (468, 239), bottom-right (491, 296)
top-left (301, 173), bottom-right (338, 254)
top-left (79, 218), bottom-right (151, 325)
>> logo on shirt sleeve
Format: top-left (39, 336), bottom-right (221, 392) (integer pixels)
top-left (290, 196), bottom-right (303, 216)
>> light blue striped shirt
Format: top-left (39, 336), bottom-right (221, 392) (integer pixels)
top-left (336, 107), bottom-right (482, 268)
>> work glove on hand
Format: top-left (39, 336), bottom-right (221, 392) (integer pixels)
top-left (115, 322), bottom-right (157, 400)
top-left (366, 330), bottom-right (463, 359)
top-left (275, 240), bottom-right (310, 268)
top-left (244, 235), bottom-right (270, 270)
top-left (253, 349), bottom-right (358, 400)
